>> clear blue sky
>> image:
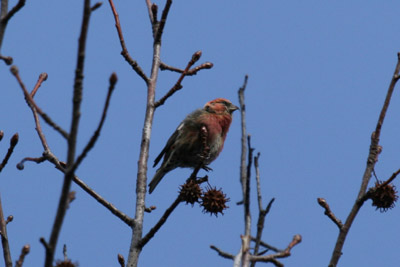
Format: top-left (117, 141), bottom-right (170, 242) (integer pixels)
top-left (1, 1), bottom-right (400, 266)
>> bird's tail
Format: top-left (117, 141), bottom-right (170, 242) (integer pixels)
top-left (148, 168), bottom-right (167, 194)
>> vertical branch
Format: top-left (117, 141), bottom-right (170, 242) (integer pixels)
top-left (238, 75), bottom-right (249, 199)
top-left (328, 53), bottom-right (400, 266)
top-left (0, 195), bottom-right (12, 267)
top-left (0, 0), bottom-right (25, 64)
top-left (44, 1), bottom-right (92, 266)
top-left (237, 75), bottom-right (251, 267)
top-left (242, 136), bottom-right (254, 267)
top-left (126, 1), bottom-right (172, 266)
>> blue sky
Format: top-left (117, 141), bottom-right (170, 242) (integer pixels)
top-left (1, 1), bottom-right (400, 266)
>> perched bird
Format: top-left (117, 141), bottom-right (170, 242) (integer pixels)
top-left (149, 98), bottom-right (239, 194)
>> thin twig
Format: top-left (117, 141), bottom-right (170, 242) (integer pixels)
top-left (90, 2), bottom-right (102, 11)
top-left (138, 196), bottom-right (182, 249)
top-left (44, 1), bottom-right (92, 266)
top-left (145, 0), bottom-right (155, 25)
top-left (0, 54), bottom-right (11, 65)
top-left (71, 73), bottom-right (118, 173)
top-left (10, 66), bottom-right (68, 139)
top-left (15, 244), bottom-right (30, 267)
top-left (251, 198), bottom-right (275, 267)
top-left (376, 167), bottom-right (400, 188)
top-left (16, 156), bottom-right (46, 170)
top-left (249, 235), bottom-right (302, 263)
top-left (210, 245), bottom-right (235, 260)
top-left (30, 73), bottom-right (48, 98)
top-left (72, 173), bottom-right (133, 226)
top-left (328, 53), bottom-right (400, 267)
top-left (0, 0), bottom-right (25, 65)
top-left (0, 195), bottom-right (12, 267)
top-left (117, 254), bottom-right (125, 267)
top-left (154, 50), bottom-right (203, 108)
top-left (107, 0), bottom-right (148, 83)
top-left (153, 0), bottom-right (172, 45)
top-left (0, 133), bottom-right (18, 172)
top-left (250, 237), bottom-right (281, 253)
top-left (317, 198), bottom-right (343, 229)
top-left (0, 0), bottom-right (25, 24)
top-left (140, 174), bottom-right (208, 248)
top-left (254, 153), bottom-right (263, 210)
top-left (160, 61), bottom-right (213, 75)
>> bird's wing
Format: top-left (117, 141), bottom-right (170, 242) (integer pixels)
top-left (153, 122), bottom-right (184, 167)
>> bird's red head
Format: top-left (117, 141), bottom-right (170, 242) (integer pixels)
top-left (204, 98), bottom-right (239, 115)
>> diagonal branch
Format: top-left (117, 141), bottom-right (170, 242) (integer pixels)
top-left (154, 50), bottom-right (203, 108)
top-left (108, 0), bottom-right (148, 83)
top-left (249, 235), bottom-right (302, 264)
top-left (0, 133), bottom-right (18, 172)
top-left (210, 245), bottom-right (235, 260)
top-left (10, 67), bottom-right (69, 139)
top-left (71, 72), bottom-right (118, 173)
top-left (138, 196), bottom-right (181, 249)
top-left (0, 0), bottom-right (25, 25)
top-left (160, 61), bottom-right (213, 75)
top-left (328, 52), bottom-right (400, 267)
top-left (317, 198), bottom-right (343, 230)
top-left (0, 195), bottom-right (12, 267)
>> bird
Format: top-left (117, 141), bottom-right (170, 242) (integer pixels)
top-left (149, 98), bottom-right (239, 194)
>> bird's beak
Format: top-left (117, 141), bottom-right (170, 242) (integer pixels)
top-left (230, 104), bottom-right (239, 113)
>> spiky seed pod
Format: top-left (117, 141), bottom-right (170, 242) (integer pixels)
top-left (371, 181), bottom-right (398, 212)
top-left (179, 179), bottom-right (203, 205)
top-left (201, 186), bottom-right (229, 216)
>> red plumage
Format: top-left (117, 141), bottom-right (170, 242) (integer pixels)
top-left (149, 98), bottom-right (239, 194)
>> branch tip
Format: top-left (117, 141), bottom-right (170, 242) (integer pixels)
top-left (109, 72), bottom-right (118, 85)
top-left (91, 2), bottom-right (103, 11)
top-left (118, 253), bottom-right (125, 266)
top-left (5, 215), bottom-right (13, 224)
top-left (191, 50), bottom-right (202, 63)
top-left (10, 65), bottom-right (18, 75)
top-left (10, 133), bottom-right (19, 147)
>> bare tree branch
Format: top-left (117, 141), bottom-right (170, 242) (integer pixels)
top-left (0, 133), bottom-right (18, 172)
top-left (0, 195), bottom-right (12, 267)
top-left (0, 0), bottom-right (25, 25)
top-left (108, 0), bottom-right (149, 83)
top-left (117, 254), bottom-right (125, 267)
top-left (249, 235), bottom-right (302, 263)
top-left (250, 237), bottom-right (281, 253)
top-left (317, 198), bottom-right (343, 230)
top-left (328, 53), bottom-right (400, 267)
top-left (154, 50), bottom-right (203, 108)
top-left (0, 0), bottom-right (26, 65)
top-left (238, 75), bottom-right (249, 203)
top-left (15, 244), bottom-right (30, 267)
top-left (44, 1), bottom-right (93, 265)
top-left (71, 72), bottom-right (118, 173)
top-left (138, 196), bottom-right (181, 249)
top-left (10, 67), bottom-right (68, 139)
top-left (210, 245), bottom-right (235, 260)
top-left (160, 61), bottom-right (213, 75)
top-left (153, 0), bottom-right (172, 45)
